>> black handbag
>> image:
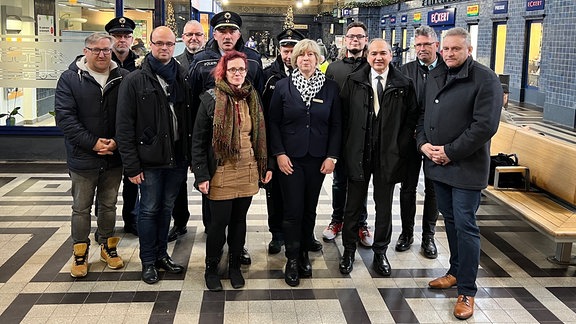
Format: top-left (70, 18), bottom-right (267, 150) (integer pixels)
top-left (489, 153), bottom-right (525, 188)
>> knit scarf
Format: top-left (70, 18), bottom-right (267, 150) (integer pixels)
top-left (291, 68), bottom-right (325, 106)
top-left (147, 54), bottom-right (182, 103)
top-left (212, 79), bottom-right (268, 178)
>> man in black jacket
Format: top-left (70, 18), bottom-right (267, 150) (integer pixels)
top-left (105, 16), bottom-right (140, 236)
top-left (116, 26), bottom-right (192, 285)
top-left (323, 22), bottom-right (373, 247)
top-left (189, 11), bottom-right (263, 265)
top-left (338, 39), bottom-right (419, 276)
top-left (55, 32), bottom-right (128, 278)
top-left (396, 25), bottom-right (442, 258)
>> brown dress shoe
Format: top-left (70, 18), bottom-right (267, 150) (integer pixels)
top-left (428, 274), bottom-right (457, 289)
top-left (454, 295), bottom-right (474, 320)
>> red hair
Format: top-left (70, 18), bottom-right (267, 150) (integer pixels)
top-left (212, 50), bottom-right (248, 82)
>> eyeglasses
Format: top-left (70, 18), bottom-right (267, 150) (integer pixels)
top-left (227, 67), bottom-right (247, 74)
top-left (414, 42), bottom-right (435, 48)
top-left (151, 41), bottom-right (176, 48)
top-left (183, 32), bottom-right (204, 37)
top-left (345, 34), bottom-right (366, 40)
top-left (111, 34), bottom-right (133, 39)
top-left (85, 47), bottom-right (112, 55)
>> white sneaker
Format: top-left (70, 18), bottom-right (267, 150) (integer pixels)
top-left (359, 226), bottom-right (373, 247)
top-left (322, 221), bottom-right (343, 240)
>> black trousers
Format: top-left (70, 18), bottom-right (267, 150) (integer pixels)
top-left (206, 197), bottom-right (252, 258)
top-left (342, 160), bottom-right (395, 254)
top-left (266, 170), bottom-right (284, 241)
top-left (171, 180), bottom-right (190, 228)
top-left (121, 175), bottom-right (139, 229)
top-left (399, 149), bottom-right (438, 237)
top-left (201, 195), bottom-right (212, 231)
top-left (331, 160), bottom-right (368, 226)
top-left (279, 155), bottom-right (325, 259)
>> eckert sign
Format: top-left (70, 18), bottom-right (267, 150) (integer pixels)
top-left (427, 8), bottom-right (456, 26)
top-left (526, 0), bottom-right (545, 11)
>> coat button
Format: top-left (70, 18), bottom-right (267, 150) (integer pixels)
top-left (434, 99), bottom-right (439, 103)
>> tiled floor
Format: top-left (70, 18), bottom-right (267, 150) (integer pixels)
top-left (1, 162), bottom-right (576, 324)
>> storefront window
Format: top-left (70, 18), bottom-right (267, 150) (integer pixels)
top-left (468, 24), bottom-right (478, 60)
top-left (493, 22), bottom-right (507, 75)
top-left (526, 20), bottom-right (542, 88)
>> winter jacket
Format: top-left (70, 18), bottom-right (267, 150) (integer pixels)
top-left (340, 63), bottom-right (419, 183)
top-left (112, 50), bottom-right (139, 72)
top-left (415, 56), bottom-right (502, 190)
top-left (55, 55), bottom-right (128, 172)
top-left (325, 56), bottom-right (367, 89)
top-left (399, 54), bottom-right (444, 108)
top-left (115, 55), bottom-right (193, 177)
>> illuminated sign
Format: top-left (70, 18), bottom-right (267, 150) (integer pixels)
top-left (427, 8), bottom-right (456, 26)
top-left (526, 0), bottom-right (545, 11)
top-left (493, 1), bottom-right (508, 14)
top-left (414, 12), bottom-right (422, 23)
top-left (467, 5), bottom-right (479, 17)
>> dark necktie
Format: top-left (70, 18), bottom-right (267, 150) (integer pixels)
top-left (376, 75), bottom-right (384, 114)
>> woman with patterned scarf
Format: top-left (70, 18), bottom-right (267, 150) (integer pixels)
top-left (268, 39), bottom-right (342, 286)
top-left (192, 51), bottom-right (272, 292)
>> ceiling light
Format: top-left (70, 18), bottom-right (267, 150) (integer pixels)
top-left (296, 1), bottom-right (303, 8)
top-left (303, 0), bottom-right (310, 4)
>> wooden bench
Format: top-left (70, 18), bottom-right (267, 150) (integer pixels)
top-left (483, 122), bottom-right (576, 265)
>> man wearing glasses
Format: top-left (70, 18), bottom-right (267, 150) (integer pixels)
top-left (116, 26), bottom-right (192, 284)
top-left (189, 11), bottom-right (264, 266)
top-left (323, 22), bottom-right (373, 248)
top-left (55, 33), bottom-right (129, 278)
top-left (396, 25), bottom-right (443, 259)
top-left (175, 20), bottom-right (205, 72)
top-left (105, 16), bottom-right (139, 72)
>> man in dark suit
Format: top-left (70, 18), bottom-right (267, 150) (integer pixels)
top-left (417, 27), bottom-right (502, 320)
top-left (168, 19), bottom-right (206, 242)
top-left (396, 25), bottom-right (442, 258)
top-left (338, 39), bottom-right (418, 277)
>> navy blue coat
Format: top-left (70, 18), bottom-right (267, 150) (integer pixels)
top-left (268, 76), bottom-right (341, 160)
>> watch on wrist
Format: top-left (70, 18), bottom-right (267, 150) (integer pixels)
top-left (328, 157), bottom-right (337, 164)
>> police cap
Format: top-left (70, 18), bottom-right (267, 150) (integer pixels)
top-left (105, 16), bottom-right (135, 34)
top-left (277, 28), bottom-right (305, 46)
top-left (211, 11), bottom-right (242, 30)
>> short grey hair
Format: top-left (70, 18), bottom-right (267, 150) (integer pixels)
top-left (443, 27), bottom-right (471, 47)
top-left (85, 32), bottom-right (114, 47)
top-left (183, 19), bottom-right (202, 30)
top-left (291, 39), bottom-right (321, 68)
top-left (414, 25), bottom-right (438, 42)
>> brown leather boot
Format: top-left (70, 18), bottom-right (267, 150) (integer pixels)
top-left (454, 295), bottom-right (474, 320)
top-left (100, 237), bottom-right (124, 269)
top-left (71, 243), bottom-right (89, 278)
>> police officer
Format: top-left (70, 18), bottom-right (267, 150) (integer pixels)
top-left (189, 11), bottom-right (264, 265)
top-left (105, 17), bottom-right (139, 72)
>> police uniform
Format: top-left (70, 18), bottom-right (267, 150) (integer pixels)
top-left (188, 11), bottom-right (263, 265)
top-left (262, 28), bottom-right (306, 254)
top-left (105, 16), bottom-right (139, 72)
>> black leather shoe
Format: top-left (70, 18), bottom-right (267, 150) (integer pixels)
top-left (339, 250), bottom-right (355, 274)
top-left (308, 239), bottom-right (323, 252)
top-left (421, 236), bottom-right (438, 259)
top-left (373, 253), bottom-right (391, 276)
top-left (142, 264), bottom-right (159, 284)
top-left (240, 247), bottom-right (251, 265)
top-left (155, 256), bottom-right (184, 274)
top-left (395, 233), bottom-right (414, 252)
top-left (268, 240), bottom-right (284, 255)
top-left (284, 258), bottom-right (300, 286)
top-left (167, 226), bottom-right (187, 242)
top-left (298, 251), bottom-right (312, 277)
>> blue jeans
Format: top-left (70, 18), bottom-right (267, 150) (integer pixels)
top-left (138, 166), bottom-right (187, 266)
top-left (433, 181), bottom-right (481, 297)
top-left (70, 167), bottom-right (122, 245)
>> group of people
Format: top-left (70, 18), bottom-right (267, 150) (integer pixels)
top-left (55, 10), bottom-right (503, 321)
